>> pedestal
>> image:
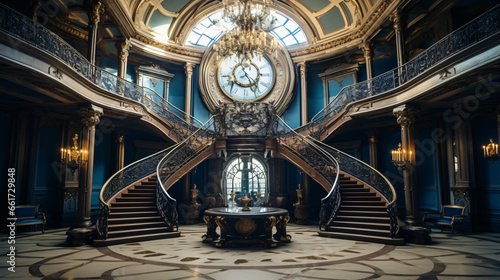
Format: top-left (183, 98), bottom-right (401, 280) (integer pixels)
top-left (294, 204), bottom-right (310, 225)
top-left (66, 227), bottom-right (95, 246)
top-left (402, 225), bottom-right (432, 244)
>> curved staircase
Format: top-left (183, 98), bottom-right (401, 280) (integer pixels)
top-left (318, 173), bottom-right (403, 245)
top-left (94, 175), bottom-right (180, 246)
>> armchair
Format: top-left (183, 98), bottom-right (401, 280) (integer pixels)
top-left (423, 205), bottom-right (467, 235)
top-left (15, 204), bottom-right (46, 233)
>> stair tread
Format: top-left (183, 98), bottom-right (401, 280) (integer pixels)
top-left (318, 231), bottom-right (405, 245)
top-left (108, 221), bottom-right (166, 229)
top-left (341, 205), bottom-right (387, 209)
top-left (325, 225), bottom-right (391, 234)
top-left (339, 210), bottom-right (387, 214)
top-left (331, 220), bottom-right (390, 227)
top-left (337, 215), bottom-right (389, 220)
top-left (108, 216), bottom-right (163, 222)
top-left (108, 227), bottom-right (171, 235)
top-left (109, 211), bottom-right (159, 215)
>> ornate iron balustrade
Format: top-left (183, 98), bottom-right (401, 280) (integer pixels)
top-left (0, 3), bottom-right (203, 139)
top-left (296, 4), bottom-right (500, 138)
top-left (96, 145), bottom-right (178, 240)
top-left (275, 117), bottom-right (341, 227)
top-left (309, 138), bottom-right (399, 237)
top-left (156, 116), bottom-right (220, 229)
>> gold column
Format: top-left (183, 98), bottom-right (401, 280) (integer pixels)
top-left (115, 129), bottom-right (126, 171)
top-left (363, 42), bottom-right (373, 80)
top-left (87, 1), bottom-right (104, 66)
top-left (368, 132), bottom-right (378, 169)
top-left (184, 63), bottom-right (194, 119)
top-left (76, 105), bottom-right (103, 227)
top-left (117, 39), bottom-right (131, 80)
top-left (391, 11), bottom-right (405, 68)
top-left (298, 62), bottom-right (307, 125)
top-left (393, 105), bottom-right (418, 225)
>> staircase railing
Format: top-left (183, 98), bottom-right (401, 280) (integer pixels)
top-left (156, 116), bottom-right (220, 229)
top-left (275, 117), bottom-right (341, 227)
top-left (0, 3), bottom-right (203, 139)
top-left (96, 144), bottom-right (179, 240)
top-left (295, 4), bottom-right (500, 138)
top-left (309, 138), bottom-right (399, 238)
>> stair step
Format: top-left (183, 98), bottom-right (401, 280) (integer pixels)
top-left (342, 200), bottom-right (386, 206)
top-left (340, 180), bottom-right (360, 184)
top-left (324, 225), bottom-right (391, 237)
top-left (329, 220), bottom-right (391, 230)
top-left (318, 230), bottom-right (404, 245)
top-left (340, 205), bottom-right (387, 210)
top-left (338, 210), bottom-right (388, 217)
top-left (108, 221), bottom-right (167, 231)
top-left (336, 215), bottom-right (390, 223)
top-left (341, 187), bottom-right (370, 192)
top-left (111, 206), bottom-right (157, 212)
top-left (111, 201), bottom-right (155, 207)
top-left (133, 186), bottom-right (156, 190)
top-left (341, 192), bottom-right (376, 196)
top-left (108, 216), bottom-right (164, 225)
top-left (109, 211), bottom-right (159, 218)
top-left (128, 189), bottom-right (155, 193)
top-left (94, 231), bottom-right (181, 246)
top-left (342, 196), bottom-right (381, 201)
top-left (121, 193), bottom-right (155, 197)
top-left (107, 227), bottom-right (171, 238)
top-left (115, 197), bottom-right (154, 202)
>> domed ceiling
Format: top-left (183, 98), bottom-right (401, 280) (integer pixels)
top-left (50, 0), bottom-right (397, 64)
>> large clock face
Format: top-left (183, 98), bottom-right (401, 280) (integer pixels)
top-left (217, 55), bottom-right (275, 101)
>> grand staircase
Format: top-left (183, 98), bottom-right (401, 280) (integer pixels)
top-left (94, 174), bottom-right (180, 246)
top-left (318, 173), bottom-right (404, 245)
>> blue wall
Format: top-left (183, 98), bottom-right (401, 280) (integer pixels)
top-left (472, 118), bottom-right (500, 231)
top-left (307, 68), bottom-right (325, 121)
top-left (192, 65), bottom-right (211, 123)
top-left (168, 68), bottom-right (186, 111)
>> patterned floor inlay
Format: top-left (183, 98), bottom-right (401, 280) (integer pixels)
top-left (1, 224), bottom-right (500, 280)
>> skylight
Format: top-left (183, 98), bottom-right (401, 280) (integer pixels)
top-left (186, 11), bottom-right (307, 48)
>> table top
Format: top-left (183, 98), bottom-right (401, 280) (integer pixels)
top-left (204, 207), bottom-right (288, 218)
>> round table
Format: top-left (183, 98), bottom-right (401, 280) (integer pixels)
top-left (202, 207), bottom-right (291, 248)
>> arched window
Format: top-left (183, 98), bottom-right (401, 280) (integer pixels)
top-left (224, 156), bottom-right (267, 203)
top-left (186, 11), bottom-right (307, 48)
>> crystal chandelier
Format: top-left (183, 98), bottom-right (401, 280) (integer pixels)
top-left (214, 0), bottom-right (280, 61)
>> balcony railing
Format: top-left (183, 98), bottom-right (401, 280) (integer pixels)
top-left (0, 3), bottom-right (204, 139)
top-left (297, 4), bottom-right (500, 138)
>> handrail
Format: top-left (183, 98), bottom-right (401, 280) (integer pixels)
top-left (0, 3), bottom-right (203, 137)
top-left (156, 115), bottom-right (220, 229)
top-left (96, 144), bottom-right (179, 240)
top-left (275, 116), bottom-right (341, 227)
top-left (306, 136), bottom-right (399, 237)
top-left (296, 4), bottom-right (500, 137)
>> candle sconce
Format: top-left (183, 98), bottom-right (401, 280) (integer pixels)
top-left (483, 139), bottom-right (499, 165)
top-left (60, 134), bottom-right (88, 174)
top-left (391, 143), bottom-right (411, 170)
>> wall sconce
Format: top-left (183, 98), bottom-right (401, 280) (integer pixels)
top-left (391, 143), bottom-right (411, 170)
top-left (60, 134), bottom-right (88, 174)
top-left (483, 139), bottom-right (499, 165)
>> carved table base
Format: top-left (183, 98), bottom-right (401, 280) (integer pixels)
top-left (202, 207), bottom-right (291, 248)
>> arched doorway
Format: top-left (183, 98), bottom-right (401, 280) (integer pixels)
top-left (223, 155), bottom-right (267, 206)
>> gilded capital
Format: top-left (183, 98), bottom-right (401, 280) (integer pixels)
top-left (390, 11), bottom-right (403, 31)
top-left (118, 39), bottom-right (131, 61)
top-left (185, 62), bottom-right (194, 75)
top-left (298, 62), bottom-right (307, 76)
top-left (88, 1), bottom-right (104, 26)
top-left (362, 42), bottom-right (373, 58)
top-left (393, 105), bottom-right (418, 127)
top-left (115, 128), bottom-right (127, 143)
top-left (79, 106), bottom-right (103, 128)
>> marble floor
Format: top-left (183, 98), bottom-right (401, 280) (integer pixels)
top-left (1, 224), bottom-right (500, 280)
